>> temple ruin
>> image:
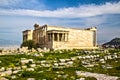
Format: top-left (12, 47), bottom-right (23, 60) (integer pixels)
top-left (23, 24), bottom-right (97, 50)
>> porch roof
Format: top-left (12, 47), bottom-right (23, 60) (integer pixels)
top-left (47, 30), bottom-right (69, 33)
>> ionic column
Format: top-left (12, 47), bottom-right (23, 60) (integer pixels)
top-left (52, 33), bottom-right (54, 41)
top-left (65, 33), bottom-right (67, 41)
top-left (63, 33), bottom-right (65, 41)
top-left (57, 33), bottom-right (59, 42)
top-left (61, 33), bottom-right (64, 41)
top-left (67, 33), bottom-right (68, 41)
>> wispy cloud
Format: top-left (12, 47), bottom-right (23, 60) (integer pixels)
top-left (0, 0), bottom-right (46, 10)
top-left (0, 0), bottom-right (22, 6)
top-left (0, 2), bottom-right (120, 18)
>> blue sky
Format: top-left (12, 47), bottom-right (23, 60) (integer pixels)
top-left (0, 0), bottom-right (120, 46)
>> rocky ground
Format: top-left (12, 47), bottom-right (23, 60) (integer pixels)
top-left (0, 48), bottom-right (120, 80)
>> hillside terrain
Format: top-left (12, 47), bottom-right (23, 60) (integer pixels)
top-left (103, 38), bottom-right (120, 48)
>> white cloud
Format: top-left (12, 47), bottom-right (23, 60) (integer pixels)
top-left (84, 16), bottom-right (107, 27)
top-left (0, 0), bottom-right (22, 6)
top-left (0, 2), bottom-right (120, 18)
top-left (0, 0), bottom-right (46, 10)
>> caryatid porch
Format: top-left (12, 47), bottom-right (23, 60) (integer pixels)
top-left (47, 30), bottom-right (69, 42)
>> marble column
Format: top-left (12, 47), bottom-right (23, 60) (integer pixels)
top-left (52, 33), bottom-right (54, 41)
top-left (57, 33), bottom-right (59, 42)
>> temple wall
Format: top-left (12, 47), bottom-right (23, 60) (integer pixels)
top-left (46, 26), bottom-right (97, 49)
top-left (53, 30), bottom-right (96, 49)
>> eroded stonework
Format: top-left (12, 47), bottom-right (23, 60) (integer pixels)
top-left (23, 24), bottom-right (97, 50)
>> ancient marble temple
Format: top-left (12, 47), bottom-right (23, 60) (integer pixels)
top-left (23, 24), bottom-right (97, 50)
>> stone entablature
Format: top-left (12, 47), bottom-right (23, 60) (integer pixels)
top-left (22, 24), bottom-right (97, 50)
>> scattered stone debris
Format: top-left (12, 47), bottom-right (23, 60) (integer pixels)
top-left (76, 71), bottom-right (119, 80)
